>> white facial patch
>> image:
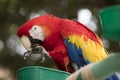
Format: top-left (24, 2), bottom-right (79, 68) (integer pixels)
top-left (29, 25), bottom-right (45, 41)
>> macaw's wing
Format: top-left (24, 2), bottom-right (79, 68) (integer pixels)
top-left (60, 19), bottom-right (108, 67)
top-left (64, 38), bottom-right (89, 67)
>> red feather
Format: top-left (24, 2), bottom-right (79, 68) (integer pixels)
top-left (60, 19), bottom-right (101, 45)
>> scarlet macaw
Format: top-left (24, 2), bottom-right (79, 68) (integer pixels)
top-left (17, 14), bottom-right (119, 80)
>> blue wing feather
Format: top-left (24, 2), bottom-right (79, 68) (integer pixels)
top-left (64, 39), bottom-right (88, 67)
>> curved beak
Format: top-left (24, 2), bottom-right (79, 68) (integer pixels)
top-left (21, 35), bottom-right (31, 50)
top-left (20, 35), bottom-right (43, 51)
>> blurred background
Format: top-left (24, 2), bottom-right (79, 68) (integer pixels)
top-left (0, 0), bottom-right (120, 80)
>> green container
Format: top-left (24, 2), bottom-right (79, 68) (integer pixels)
top-left (99, 5), bottom-right (120, 41)
top-left (17, 66), bottom-right (70, 80)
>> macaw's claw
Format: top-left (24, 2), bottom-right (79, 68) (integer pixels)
top-left (31, 45), bottom-right (43, 54)
top-left (24, 50), bottom-right (32, 59)
top-left (23, 45), bottom-right (46, 62)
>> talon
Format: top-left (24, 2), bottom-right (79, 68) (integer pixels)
top-left (23, 50), bottom-right (32, 59)
top-left (38, 47), bottom-right (43, 52)
top-left (23, 45), bottom-right (46, 62)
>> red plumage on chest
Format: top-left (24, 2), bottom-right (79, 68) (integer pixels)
top-left (41, 31), bottom-right (64, 51)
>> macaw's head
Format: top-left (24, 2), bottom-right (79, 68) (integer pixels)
top-left (17, 14), bottom-right (62, 50)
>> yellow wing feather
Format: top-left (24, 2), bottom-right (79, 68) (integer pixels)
top-left (68, 34), bottom-right (108, 63)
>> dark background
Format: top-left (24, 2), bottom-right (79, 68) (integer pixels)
top-left (0, 0), bottom-right (120, 80)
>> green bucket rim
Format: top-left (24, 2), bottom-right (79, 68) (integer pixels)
top-left (17, 66), bottom-right (70, 75)
top-left (99, 5), bottom-right (120, 15)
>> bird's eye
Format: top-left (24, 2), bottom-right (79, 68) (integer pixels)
top-left (34, 27), bottom-right (37, 30)
top-left (31, 25), bottom-right (42, 33)
top-left (32, 25), bottom-right (40, 31)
